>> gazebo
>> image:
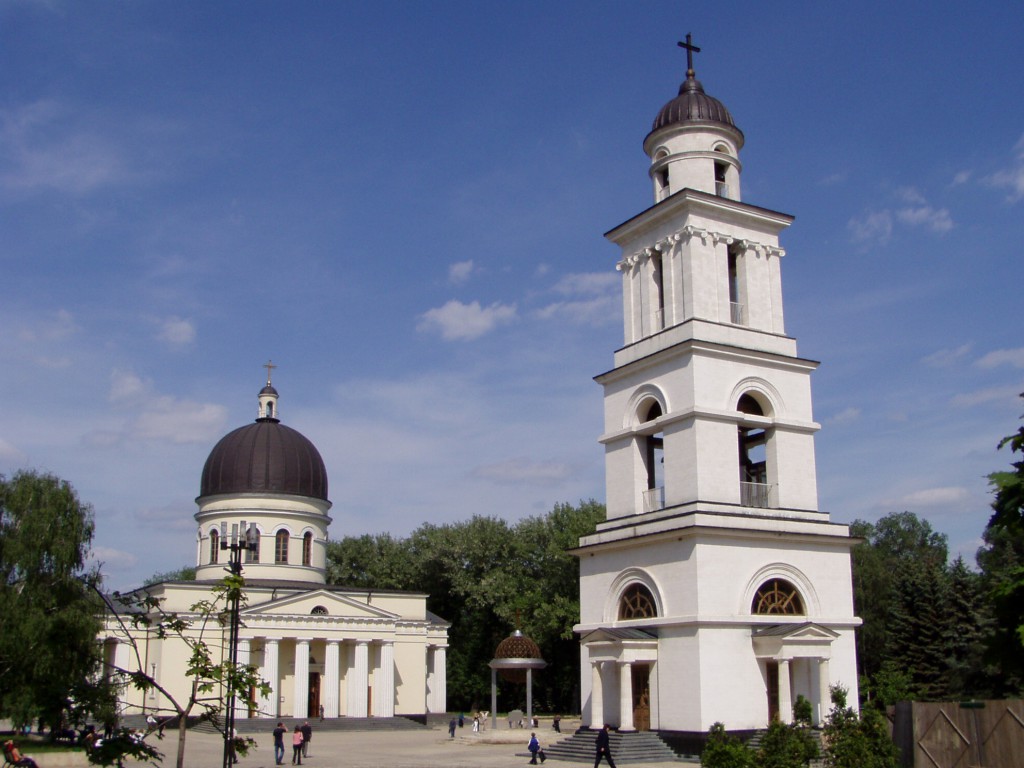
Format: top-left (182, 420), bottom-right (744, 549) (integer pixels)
top-left (488, 629), bottom-right (547, 730)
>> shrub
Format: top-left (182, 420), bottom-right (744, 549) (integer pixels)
top-left (701, 722), bottom-right (754, 768)
top-left (823, 685), bottom-right (900, 768)
top-left (792, 694), bottom-right (813, 725)
top-left (756, 719), bottom-right (818, 768)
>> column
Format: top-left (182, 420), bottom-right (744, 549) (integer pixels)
top-left (324, 641), bottom-right (340, 719)
top-left (261, 639), bottom-right (279, 718)
top-left (374, 642), bottom-right (395, 717)
top-left (293, 638), bottom-right (310, 718)
top-left (433, 646), bottom-right (447, 715)
top-left (777, 658), bottom-right (792, 725)
top-left (618, 662), bottom-right (635, 731)
top-left (590, 661), bottom-right (605, 728)
top-left (816, 658), bottom-right (830, 726)
top-left (235, 639), bottom-right (251, 720)
top-left (490, 668), bottom-right (498, 731)
top-left (526, 668), bottom-right (534, 727)
top-left (347, 641), bottom-right (368, 717)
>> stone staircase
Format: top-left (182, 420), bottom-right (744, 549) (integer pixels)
top-left (538, 729), bottom-right (696, 763)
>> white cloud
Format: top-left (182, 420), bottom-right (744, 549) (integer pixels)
top-left (951, 170), bottom-right (972, 186)
top-left (447, 260), bottom-right (475, 284)
top-left (417, 299), bottom-right (517, 341)
top-left (890, 486), bottom-right (970, 508)
top-left (975, 347), bottom-right (1024, 370)
top-left (950, 385), bottom-right (1023, 408)
top-left (819, 172), bottom-right (846, 186)
top-left (896, 186), bottom-right (927, 205)
top-left (552, 272), bottom-right (619, 296)
top-left (848, 210), bottom-right (893, 243)
top-left (88, 545), bottom-right (139, 573)
top-left (17, 308), bottom-right (79, 343)
top-left (987, 134), bottom-right (1024, 201)
top-left (471, 457), bottom-right (574, 487)
top-left (109, 369), bottom-right (148, 404)
top-left (106, 369), bottom-right (229, 444)
top-left (535, 295), bottom-right (619, 326)
top-left (0, 437), bottom-right (26, 464)
top-left (156, 316), bottom-right (196, 347)
top-left (827, 407), bottom-right (861, 425)
top-left (921, 343), bottom-right (972, 368)
top-left (896, 205), bottom-right (953, 233)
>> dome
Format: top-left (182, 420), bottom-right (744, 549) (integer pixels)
top-left (647, 74), bottom-right (743, 143)
top-left (492, 629), bottom-right (545, 683)
top-left (199, 418), bottom-right (328, 502)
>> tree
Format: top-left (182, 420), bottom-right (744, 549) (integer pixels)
top-left (98, 574), bottom-right (269, 768)
top-left (144, 566), bottom-right (197, 585)
top-left (822, 686), bottom-right (899, 768)
top-left (756, 719), bottom-right (818, 768)
top-left (0, 471), bottom-right (112, 734)
top-left (977, 392), bottom-right (1024, 694)
top-left (701, 722), bottom-right (754, 768)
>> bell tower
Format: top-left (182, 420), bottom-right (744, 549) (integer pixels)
top-left (575, 37), bottom-right (859, 737)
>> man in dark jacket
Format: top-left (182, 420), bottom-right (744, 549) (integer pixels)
top-left (594, 724), bottom-right (616, 768)
top-left (272, 722), bottom-right (286, 766)
top-left (300, 722), bottom-right (312, 757)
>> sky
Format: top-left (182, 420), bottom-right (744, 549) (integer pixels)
top-left (1, 1), bottom-right (1022, 591)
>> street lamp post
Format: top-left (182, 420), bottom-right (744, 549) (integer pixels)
top-left (221, 521), bottom-right (257, 768)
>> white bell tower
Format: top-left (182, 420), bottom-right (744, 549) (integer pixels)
top-left (575, 36), bottom-right (860, 738)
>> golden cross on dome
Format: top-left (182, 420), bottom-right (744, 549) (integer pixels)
top-left (263, 359), bottom-right (277, 385)
top-left (678, 32), bottom-right (701, 76)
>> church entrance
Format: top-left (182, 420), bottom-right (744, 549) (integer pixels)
top-left (766, 661), bottom-right (779, 722)
top-left (307, 673), bottom-right (320, 719)
top-left (632, 665), bottom-right (651, 731)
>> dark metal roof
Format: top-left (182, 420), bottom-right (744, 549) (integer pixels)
top-left (647, 74), bottom-right (743, 142)
top-left (259, 384), bottom-right (279, 396)
top-left (199, 418), bottom-right (328, 501)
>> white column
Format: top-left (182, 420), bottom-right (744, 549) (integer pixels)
top-left (347, 641), bottom-right (368, 717)
top-left (590, 661), bottom-right (605, 728)
top-left (293, 638), bottom-right (310, 718)
top-left (374, 642), bottom-right (395, 717)
top-left (526, 667), bottom-right (534, 726)
top-left (324, 641), bottom-right (340, 718)
top-left (235, 639), bottom-right (251, 720)
top-left (433, 646), bottom-right (447, 715)
top-left (490, 667), bottom-right (498, 731)
top-left (112, 639), bottom-right (131, 675)
top-left (778, 658), bottom-right (792, 725)
top-left (618, 662), bottom-right (635, 731)
top-left (816, 658), bottom-right (830, 726)
top-left (262, 639), bottom-right (279, 718)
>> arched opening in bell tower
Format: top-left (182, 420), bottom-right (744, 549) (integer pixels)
top-left (737, 394), bottom-right (772, 508)
top-left (640, 400), bottom-right (665, 512)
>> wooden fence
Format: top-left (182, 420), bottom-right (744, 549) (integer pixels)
top-left (890, 699), bottom-right (1024, 768)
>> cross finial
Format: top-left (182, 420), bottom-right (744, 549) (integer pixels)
top-left (677, 33), bottom-right (701, 77)
top-left (263, 359), bottom-right (277, 386)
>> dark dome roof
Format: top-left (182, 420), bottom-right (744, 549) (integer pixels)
top-left (199, 419), bottom-right (328, 501)
top-left (647, 74), bottom-right (743, 142)
top-left (260, 384), bottom-right (279, 396)
top-left (494, 630), bottom-right (542, 660)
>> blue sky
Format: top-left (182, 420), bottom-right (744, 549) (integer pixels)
top-left (2, 1), bottom-right (1022, 591)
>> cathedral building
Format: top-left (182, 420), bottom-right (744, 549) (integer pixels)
top-left (573, 40), bottom-right (860, 739)
top-left (102, 374), bottom-right (449, 722)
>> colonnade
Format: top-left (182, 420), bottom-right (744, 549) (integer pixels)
top-left (588, 659), bottom-right (641, 731)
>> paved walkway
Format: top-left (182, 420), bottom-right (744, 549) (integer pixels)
top-left (162, 725), bottom-right (690, 768)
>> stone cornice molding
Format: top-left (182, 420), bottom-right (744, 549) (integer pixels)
top-left (616, 225), bottom-right (784, 271)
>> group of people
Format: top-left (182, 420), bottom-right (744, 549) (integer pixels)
top-left (271, 721), bottom-right (313, 765)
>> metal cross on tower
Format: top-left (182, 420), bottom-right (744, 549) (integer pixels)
top-left (677, 33), bottom-right (701, 76)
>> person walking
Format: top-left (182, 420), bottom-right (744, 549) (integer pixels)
top-left (300, 722), bottom-right (312, 757)
top-left (291, 725), bottom-right (304, 765)
top-left (528, 732), bottom-right (547, 764)
top-left (272, 722), bottom-right (286, 766)
top-left (594, 724), bottom-right (616, 768)
top-left (448, 717), bottom-right (457, 738)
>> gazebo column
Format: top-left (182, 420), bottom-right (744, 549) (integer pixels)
top-left (324, 640), bottom-right (340, 718)
top-left (491, 668), bottom-right (498, 731)
top-left (618, 661), bottom-right (634, 731)
top-left (526, 668), bottom-right (534, 727)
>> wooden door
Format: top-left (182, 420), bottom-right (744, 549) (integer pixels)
top-left (632, 665), bottom-right (651, 731)
top-left (307, 673), bottom-right (320, 719)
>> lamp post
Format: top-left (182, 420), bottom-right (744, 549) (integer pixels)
top-left (221, 521), bottom-right (257, 768)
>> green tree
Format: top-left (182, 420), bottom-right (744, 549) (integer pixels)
top-left (977, 393), bottom-right (1024, 694)
top-left (822, 686), bottom-right (899, 768)
top-left (756, 719), bottom-right (818, 768)
top-left (144, 566), bottom-right (196, 585)
top-left (0, 471), bottom-right (112, 734)
top-left (701, 722), bottom-right (754, 768)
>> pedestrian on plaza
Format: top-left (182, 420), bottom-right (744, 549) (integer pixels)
top-left (594, 724), bottom-right (616, 768)
top-left (291, 724), bottom-right (304, 765)
top-left (448, 717), bottom-right (457, 738)
top-left (272, 722), bottom-right (286, 766)
top-left (319, 704), bottom-right (325, 722)
top-left (528, 732), bottom-right (547, 764)
top-left (300, 722), bottom-right (312, 757)
top-left (552, 714), bottom-right (561, 733)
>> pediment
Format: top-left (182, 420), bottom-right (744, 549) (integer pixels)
top-left (581, 627), bottom-right (657, 644)
top-left (754, 622), bottom-right (839, 641)
top-left (752, 622), bottom-right (839, 658)
top-left (243, 589), bottom-right (399, 620)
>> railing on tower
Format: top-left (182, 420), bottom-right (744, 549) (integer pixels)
top-left (716, 181), bottom-right (732, 199)
top-left (642, 486), bottom-right (665, 513)
top-left (740, 482), bottom-right (774, 509)
top-left (730, 302), bottom-right (747, 326)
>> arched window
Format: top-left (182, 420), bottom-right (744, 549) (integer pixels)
top-left (737, 394), bottom-right (772, 508)
top-left (302, 532), bottom-right (313, 566)
top-left (209, 528), bottom-right (219, 565)
top-left (266, 402), bottom-right (274, 418)
top-left (275, 529), bottom-right (289, 564)
top-left (618, 583), bottom-right (658, 620)
top-left (640, 400), bottom-right (665, 512)
top-left (751, 579), bottom-right (804, 615)
top-left (311, 605), bottom-right (328, 616)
